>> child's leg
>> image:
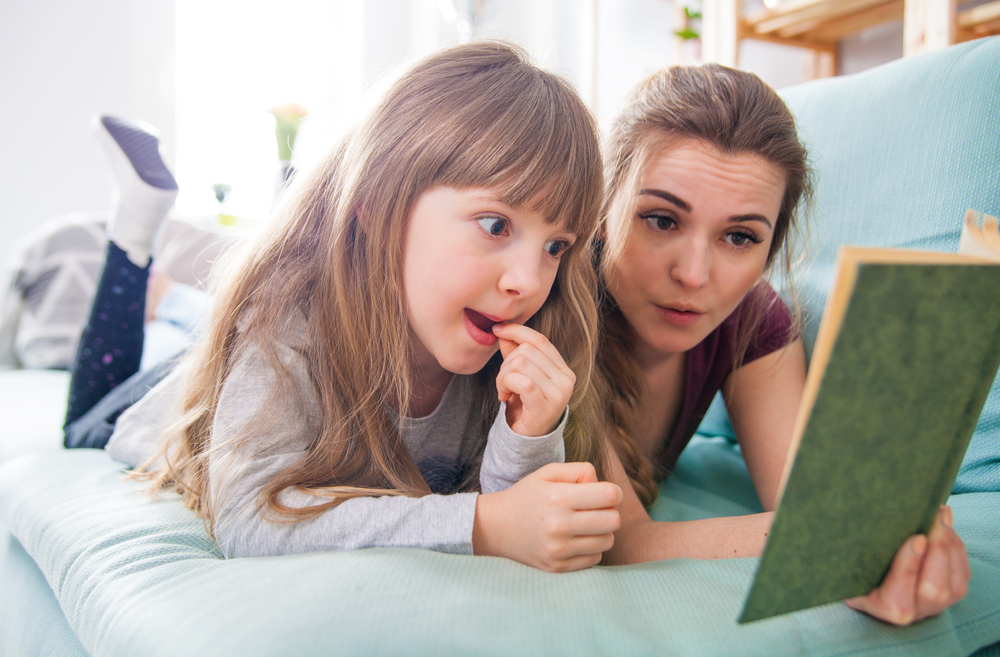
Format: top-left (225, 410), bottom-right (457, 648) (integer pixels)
top-left (63, 116), bottom-right (177, 437)
top-left (63, 358), bottom-right (176, 449)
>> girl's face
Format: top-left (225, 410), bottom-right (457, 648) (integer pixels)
top-left (606, 139), bottom-right (785, 362)
top-left (402, 186), bottom-right (576, 377)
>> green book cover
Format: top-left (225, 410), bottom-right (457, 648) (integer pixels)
top-left (739, 254), bottom-right (1000, 623)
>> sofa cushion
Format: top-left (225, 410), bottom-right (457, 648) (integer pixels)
top-left (0, 370), bottom-right (70, 464)
top-left (1, 446), bottom-right (998, 657)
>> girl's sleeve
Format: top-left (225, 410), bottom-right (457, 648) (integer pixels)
top-left (478, 404), bottom-right (567, 494)
top-left (208, 318), bottom-right (478, 559)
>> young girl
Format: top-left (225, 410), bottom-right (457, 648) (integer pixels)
top-left (103, 41), bottom-right (623, 573)
top-left (592, 64), bottom-right (970, 625)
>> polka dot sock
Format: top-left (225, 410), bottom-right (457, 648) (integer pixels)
top-left (64, 242), bottom-right (148, 429)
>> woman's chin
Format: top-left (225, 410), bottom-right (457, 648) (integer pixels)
top-left (636, 325), bottom-right (708, 358)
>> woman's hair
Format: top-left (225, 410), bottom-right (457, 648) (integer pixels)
top-left (595, 64), bottom-right (812, 505)
top-left (141, 40), bottom-right (605, 526)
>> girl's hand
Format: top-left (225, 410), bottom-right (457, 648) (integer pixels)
top-left (845, 506), bottom-right (970, 625)
top-left (473, 462), bottom-right (622, 572)
top-left (492, 323), bottom-right (575, 437)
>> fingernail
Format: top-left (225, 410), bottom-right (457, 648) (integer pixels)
top-left (943, 506), bottom-right (954, 529)
top-left (911, 534), bottom-right (928, 556)
top-left (492, 323), bottom-right (504, 332)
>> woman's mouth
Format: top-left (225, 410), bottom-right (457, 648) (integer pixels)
top-left (464, 309), bottom-right (501, 346)
top-left (656, 305), bottom-right (704, 327)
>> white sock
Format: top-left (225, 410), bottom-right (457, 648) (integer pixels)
top-left (94, 115), bottom-right (179, 267)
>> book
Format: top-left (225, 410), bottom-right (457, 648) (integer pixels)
top-left (739, 209), bottom-right (1000, 623)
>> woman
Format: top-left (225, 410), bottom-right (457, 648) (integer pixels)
top-left (593, 64), bottom-right (969, 625)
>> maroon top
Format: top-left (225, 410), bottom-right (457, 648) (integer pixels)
top-left (655, 284), bottom-right (795, 475)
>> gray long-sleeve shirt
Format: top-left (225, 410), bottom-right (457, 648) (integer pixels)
top-left (107, 309), bottom-right (566, 558)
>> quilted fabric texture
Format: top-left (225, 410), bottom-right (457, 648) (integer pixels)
top-left (0, 520), bottom-right (87, 657)
top-left (1, 446), bottom-right (998, 657)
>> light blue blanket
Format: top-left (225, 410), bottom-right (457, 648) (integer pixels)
top-left (1, 442), bottom-right (998, 657)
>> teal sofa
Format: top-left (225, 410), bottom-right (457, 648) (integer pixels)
top-left (1, 37), bottom-right (999, 657)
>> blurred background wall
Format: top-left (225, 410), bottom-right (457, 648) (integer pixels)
top-left (0, 0), bottom-right (906, 264)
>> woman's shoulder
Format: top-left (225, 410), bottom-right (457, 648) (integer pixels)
top-left (722, 281), bottom-right (797, 361)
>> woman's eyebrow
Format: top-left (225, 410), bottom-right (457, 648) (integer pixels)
top-left (729, 214), bottom-right (773, 229)
top-left (639, 188), bottom-right (690, 212)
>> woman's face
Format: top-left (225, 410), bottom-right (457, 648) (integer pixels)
top-left (606, 139), bottom-right (785, 361)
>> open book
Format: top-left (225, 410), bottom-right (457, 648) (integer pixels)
top-left (739, 210), bottom-right (1000, 623)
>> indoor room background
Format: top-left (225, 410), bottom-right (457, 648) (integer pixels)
top-left (0, 0), bottom-right (905, 267)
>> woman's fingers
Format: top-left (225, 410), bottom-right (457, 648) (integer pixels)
top-left (846, 506), bottom-right (971, 626)
top-left (845, 534), bottom-right (925, 625)
top-left (917, 513), bottom-right (954, 612)
top-left (942, 507), bottom-right (971, 600)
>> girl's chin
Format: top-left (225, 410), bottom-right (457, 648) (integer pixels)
top-left (439, 350), bottom-right (499, 376)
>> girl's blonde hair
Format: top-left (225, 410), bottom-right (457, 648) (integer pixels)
top-left (142, 41), bottom-right (605, 526)
top-left (595, 64), bottom-right (811, 505)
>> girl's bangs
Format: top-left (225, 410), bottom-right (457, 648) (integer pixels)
top-left (436, 78), bottom-right (601, 238)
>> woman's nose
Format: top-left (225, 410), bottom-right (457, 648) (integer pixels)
top-left (670, 240), bottom-right (710, 290)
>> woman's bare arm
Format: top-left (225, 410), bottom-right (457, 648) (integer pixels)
top-left (603, 339), bottom-right (805, 565)
top-left (722, 338), bottom-right (807, 510)
top-left (601, 445), bottom-right (773, 565)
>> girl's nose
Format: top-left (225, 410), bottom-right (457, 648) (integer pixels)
top-left (499, 252), bottom-right (544, 299)
top-left (670, 240), bottom-right (710, 290)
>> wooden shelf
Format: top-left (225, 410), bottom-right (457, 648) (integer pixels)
top-left (958, 0), bottom-right (1000, 39)
top-left (743, 0), bottom-right (901, 42)
top-left (702, 0), bottom-right (1000, 79)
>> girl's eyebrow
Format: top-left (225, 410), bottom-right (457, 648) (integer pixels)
top-left (639, 188), bottom-right (690, 212)
top-left (469, 191), bottom-right (516, 213)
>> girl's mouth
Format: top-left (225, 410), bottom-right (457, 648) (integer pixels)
top-left (464, 309), bottom-right (501, 346)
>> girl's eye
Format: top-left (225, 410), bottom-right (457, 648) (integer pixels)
top-left (725, 230), bottom-right (764, 249)
top-left (642, 213), bottom-right (676, 232)
top-left (477, 216), bottom-right (508, 237)
top-left (544, 239), bottom-right (571, 259)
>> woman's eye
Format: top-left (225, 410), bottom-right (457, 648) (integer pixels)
top-left (544, 239), bottom-right (571, 258)
top-left (642, 214), bottom-right (676, 232)
top-left (726, 230), bottom-right (763, 248)
top-left (477, 216), bottom-right (508, 237)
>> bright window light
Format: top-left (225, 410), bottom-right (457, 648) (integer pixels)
top-left (174, 0), bottom-right (362, 222)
